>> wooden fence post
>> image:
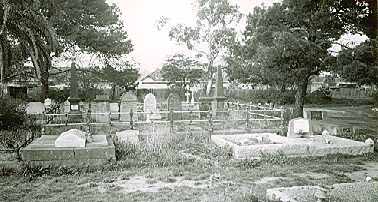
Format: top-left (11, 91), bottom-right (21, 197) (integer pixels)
top-left (189, 110), bottom-right (193, 125)
top-left (246, 106), bottom-right (250, 129)
top-left (65, 113), bottom-right (68, 126)
top-left (208, 110), bottom-right (213, 142)
top-left (130, 108), bottom-right (134, 130)
top-left (108, 112), bottom-right (112, 126)
top-left (280, 107), bottom-right (285, 135)
top-left (170, 109), bottom-right (174, 133)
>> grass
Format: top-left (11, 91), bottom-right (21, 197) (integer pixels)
top-left (1, 127), bottom-right (378, 202)
top-left (1, 105), bottom-right (377, 201)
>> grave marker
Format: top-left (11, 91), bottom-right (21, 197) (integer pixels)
top-left (144, 93), bottom-right (161, 121)
top-left (120, 91), bottom-right (138, 122)
top-left (287, 118), bottom-right (312, 138)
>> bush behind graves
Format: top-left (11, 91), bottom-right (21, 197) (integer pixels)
top-left (305, 87), bottom-right (332, 104)
top-left (0, 97), bottom-right (26, 130)
top-left (47, 88), bottom-right (69, 104)
top-left (228, 89), bottom-right (295, 105)
top-left (372, 90), bottom-right (378, 106)
top-left (0, 97), bottom-right (41, 159)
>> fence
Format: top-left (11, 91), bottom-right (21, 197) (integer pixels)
top-left (31, 102), bottom-right (285, 138)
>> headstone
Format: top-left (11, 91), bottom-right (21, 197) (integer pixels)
top-left (109, 103), bottom-right (119, 120)
top-left (143, 93), bottom-right (161, 121)
top-left (26, 102), bottom-right (45, 114)
top-left (44, 98), bottom-right (52, 109)
top-left (365, 138), bottom-right (374, 146)
top-left (167, 93), bottom-right (182, 120)
top-left (115, 130), bottom-right (139, 145)
top-left (120, 91), bottom-right (138, 122)
top-left (55, 129), bottom-right (87, 148)
top-left (94, 95), bottom-right (110, 123)
top-left (185, 91), bottom-right (191, 103)
top-left (63, 100), bottom-right (70, 113)
top-left (287, 118), bottom-right (312, 138)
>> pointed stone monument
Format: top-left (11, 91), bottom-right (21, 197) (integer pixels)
top-left (199, 66), bottom-right (226, 117)
top-left (68, 62), bottom-right (82, 121)
top-left (212, 66), bottom-right (226, 115)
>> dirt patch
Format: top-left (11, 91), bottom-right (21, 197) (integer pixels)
top-left (93, 175), bottom-right (212, 193)
top-left (347, 162), bottom-right (378, 182)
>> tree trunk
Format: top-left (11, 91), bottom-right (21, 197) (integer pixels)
top-left (40, 74), bottom-right (49, 101)
top-left (293, 79), bottom-right (309, 118)
top-left (111, 84), bottom-right (116, 100)
top-left (0, 44), bottom-right (3, 97)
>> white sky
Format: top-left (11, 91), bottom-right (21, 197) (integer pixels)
top-left (108, 0), bottom-right (367, 76)
top-left (108, 0), bottom-right (282, 75)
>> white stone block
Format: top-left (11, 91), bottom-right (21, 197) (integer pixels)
top-left (55, 129), bottom-right (87, 148)
top-left (115, 130), bottom-right (139, 145)
top-left (287, 118), bottom-right (311, 138)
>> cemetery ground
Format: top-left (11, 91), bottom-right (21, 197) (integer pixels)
top-left (1, 130), bottom-right (378, 200)
top-left (1, 104), bottom-right (378, 201)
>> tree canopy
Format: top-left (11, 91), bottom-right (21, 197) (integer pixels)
top-left (227, 0), bottom-right (370, 117)
top-left (161, 54), bottom-right (205, 97)
top-left (159, 0), bottom-right (241, 96)
top-left (0, 0), bottom-right (134, 100)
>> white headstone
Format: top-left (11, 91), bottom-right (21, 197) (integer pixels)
top-left (115, 130), bottom-right (139, 145)
top-left (63, 100), bottom-right (70, 113)
top-left (55, 129), bottom-right (87, 148)
top-left (144, 93), bottom-right (161, 121)
top-left (110, 103), bottom-right (119, 119)
top-left (287, 118), bottom-right (312, 138)
top-left (365, 138), bottom-right (374, 146)
top-left (26, 102), bottom-right (45, 114)
top-left (44, 98), bottom-right (52, 108)
top-left (185, 92), bottom-right (190, 103)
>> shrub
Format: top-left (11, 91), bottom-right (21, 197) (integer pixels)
top-left (0, 97), bottom-right (26, 130)
top-left (48, 88), bottom-right (69, 103)
top-left (372, 91), bottom-right (378, 106)
top-left (0, 97), bottom-right (41, 159)
top-left (305, 87), bottom-right (332, 104)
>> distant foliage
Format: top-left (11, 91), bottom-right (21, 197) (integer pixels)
top-left (48, 89), bottom-right (70, 104)
top-left (372, 91), bottom-right (378, 106)
top-left (305, 87), bottom-right (332, 104)
top-left (228, 89), bottom-right (295, 105)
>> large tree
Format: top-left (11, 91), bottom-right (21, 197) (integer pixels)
top-left (335, 0), bottom-right (377, 87)
top-left (336, 39), bottom-right (378, 86)
top-left (1, 0), bottom-right (134, 100)
top-left (159, 0), bottom-right (241, 96)
top-left (228, 0), bottom-right (369, 117)
top-left (0, 0), bottom-right (58, 98)
top-left (161, 54), bottom-right (205, 97)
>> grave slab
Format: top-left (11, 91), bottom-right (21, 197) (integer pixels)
top-left (266, 182), bottom-right (378, 202)
top-left (211, 133), bottom-right (374, 159)
top-left (21, 135), bottom-right (115, 166)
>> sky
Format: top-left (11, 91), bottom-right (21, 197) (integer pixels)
top-left (108, 0), bottom-right (282, 76)
top-left (108, 0), bottom-right (367, 76)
